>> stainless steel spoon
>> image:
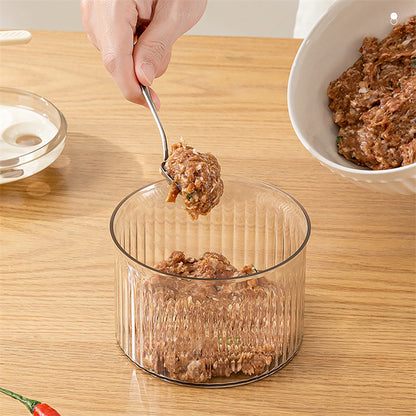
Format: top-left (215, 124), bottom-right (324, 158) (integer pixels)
top-left (139, 83), bottom-right (181, 191)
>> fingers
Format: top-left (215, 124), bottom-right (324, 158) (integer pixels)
top-left (146, 86), bottom-right (161, 110)
top-left (81, 0), bottom-right (207, 107)
top-left (133, 0), bottom-right (208, 86)
top-left (133, 2), bottom-right (177, 86)
top-left (81, 0), bottom-right (156, 106)
top-left (102, 47), bottom-right (161, 109)
top-left (134, 29), bottom-right (173, 87)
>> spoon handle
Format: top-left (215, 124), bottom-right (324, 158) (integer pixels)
top-left (139, 83), bottom-right (169, 161)
top-left (0, 30), bottom-right (32, 45)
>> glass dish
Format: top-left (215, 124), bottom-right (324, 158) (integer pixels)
top-left (0, 87), bottom-right (67, 184)
top-left (110, 176), bottom-right (311, 387)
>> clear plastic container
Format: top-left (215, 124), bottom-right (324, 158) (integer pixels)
top-left (0, 88), bottom-right (67, 184)
top-left (110, 176), bottom-right (311, 386)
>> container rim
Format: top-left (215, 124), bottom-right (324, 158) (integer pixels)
top-left (109, 176), bottom-right (311, 281)
top-left (0, 87), bottom-right (67, 169)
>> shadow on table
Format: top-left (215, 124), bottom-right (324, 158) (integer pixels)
top-left (0, 132), bottom-right (150, 220)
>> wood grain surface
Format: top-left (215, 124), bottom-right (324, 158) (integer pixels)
top-left (0, 31), bottom-right (415, 416)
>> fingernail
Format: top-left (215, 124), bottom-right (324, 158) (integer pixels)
top-left (140, 62), bottom-right (155, 85)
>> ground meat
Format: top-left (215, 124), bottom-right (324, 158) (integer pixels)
top-left (154, 251), bottom-right (255, 279)
top-left (164, 141), bottom-right (224, 220)
top-left (327, 16), bottom-right (416, 170)
top-left (133, 251), bottom-right (287, 383)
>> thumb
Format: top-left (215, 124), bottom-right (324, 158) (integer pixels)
top-left (133, 19), bottom-right (178, 86)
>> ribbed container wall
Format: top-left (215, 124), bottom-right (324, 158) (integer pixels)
top-left (111, 177), bottom-right (310, 386)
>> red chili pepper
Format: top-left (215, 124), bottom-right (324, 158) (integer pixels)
top-left (33, 403), bottom-right (61, 416)
top-left (0, 387), bottom-right (61, 415)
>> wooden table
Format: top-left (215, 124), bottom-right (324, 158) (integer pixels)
top-left (1, 31), bottom-right (415, 416)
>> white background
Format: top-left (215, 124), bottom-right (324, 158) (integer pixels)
top-left (0, 0), bottom-right (336, 38)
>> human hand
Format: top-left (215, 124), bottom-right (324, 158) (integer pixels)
top-left (81, 0), bottom-right (207, 109)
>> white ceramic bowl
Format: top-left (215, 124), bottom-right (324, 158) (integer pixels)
top-left (288, 0), bottom-right (416, 195)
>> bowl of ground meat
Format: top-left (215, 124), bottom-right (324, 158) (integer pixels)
top-left (288, 0), bottom-right (416, 195)
top-left (110, 176), bottom-right (310, 386)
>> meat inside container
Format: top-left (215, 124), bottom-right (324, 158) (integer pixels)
top-left (132, 251), bottom-right (288, 383)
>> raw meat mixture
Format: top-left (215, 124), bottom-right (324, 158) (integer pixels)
top-left (164, 141), bottom-right (224, 220)
top-left (135, 251), bottom-right (287, 383)
top-left (154, 250), bottom-right (255, 279)
top-left (327, 16), bottom-right (416, 169)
